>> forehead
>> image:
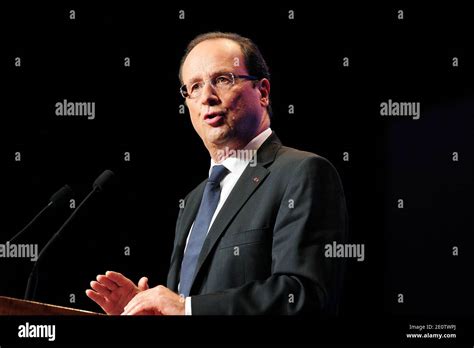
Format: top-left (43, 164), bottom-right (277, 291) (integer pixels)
top-left (182, 38), bottom-right (246, 82)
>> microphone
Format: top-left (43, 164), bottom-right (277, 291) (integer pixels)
top-left (24, 169), bottom-right (115, 300)
top-left (93, 169), bottom-right (115, 192)
top-left (8, 185), bottom-right (73, 243)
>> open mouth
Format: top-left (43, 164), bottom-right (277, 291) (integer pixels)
top-left (204, 112), bottom-right (225, 126)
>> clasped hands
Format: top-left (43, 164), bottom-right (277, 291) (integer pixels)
top-left (85, 271), bottom-right (185, 315)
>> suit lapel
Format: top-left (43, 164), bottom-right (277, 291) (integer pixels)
top-left (169, 180), bottom-right (206, 291)
top-left (177, 181), bottom-right (206, 249)
top-left (189, 133), bottom-right (282, 293)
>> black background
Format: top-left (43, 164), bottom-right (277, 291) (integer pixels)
top-left (0, 1), bottom-right (473, 344)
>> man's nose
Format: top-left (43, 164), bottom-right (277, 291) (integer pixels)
top-left (199, 82), bottom-right (220, 105)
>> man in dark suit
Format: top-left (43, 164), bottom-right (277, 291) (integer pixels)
top-left (86, 32), bottom-right (347, 315)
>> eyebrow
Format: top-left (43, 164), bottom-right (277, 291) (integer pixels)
top-left (187, 70), bottom-right (233, 84)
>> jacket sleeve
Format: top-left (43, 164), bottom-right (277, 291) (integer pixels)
top-left (190, 155), bottom-right (348, 315)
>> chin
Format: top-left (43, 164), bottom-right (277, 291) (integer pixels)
top-left (205, 127), bottom-right (231, 145)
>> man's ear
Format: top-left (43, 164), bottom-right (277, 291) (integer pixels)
top-left (258, 78), bottom-right (271, 107)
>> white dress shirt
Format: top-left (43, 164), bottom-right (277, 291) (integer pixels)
top-left (182, 127), bottom-right (273, 315)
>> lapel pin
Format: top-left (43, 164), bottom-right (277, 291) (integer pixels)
top-left (253, 176), bottom-right (260, 183)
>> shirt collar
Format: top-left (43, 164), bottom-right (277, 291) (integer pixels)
top-left (209, 128), bottom-right (272, 176)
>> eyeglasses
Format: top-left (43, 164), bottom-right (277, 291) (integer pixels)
top-left (180, 72), bottom-right (259, 99)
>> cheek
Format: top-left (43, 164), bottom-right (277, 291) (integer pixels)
top-left (190, 114), bottom-right (201, 133)
top-left (187, 111), bottom-right (200, 134)
top-left (228, 92), bottom-right (257, 119)
top-left (225, 93), bottom-right (245, 116)
top-left (188, 105), bottom-right (200, 124)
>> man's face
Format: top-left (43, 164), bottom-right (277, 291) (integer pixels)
top-left (181, 39), bottom-right (269, 150)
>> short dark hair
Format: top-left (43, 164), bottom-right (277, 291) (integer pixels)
top-left (179, 32), bottom-right (272, 117)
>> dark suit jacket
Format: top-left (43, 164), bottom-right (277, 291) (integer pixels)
top-left (167, 132), bottom-right (348, 315)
